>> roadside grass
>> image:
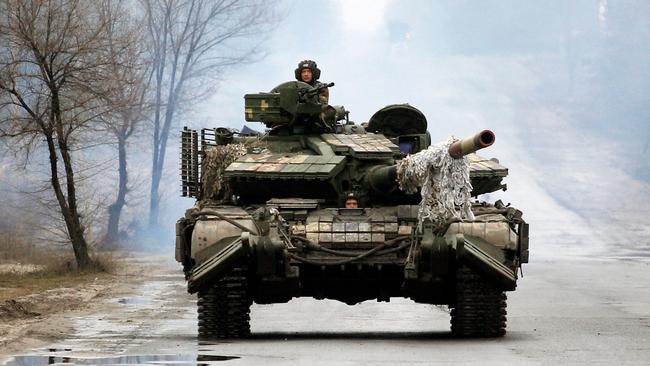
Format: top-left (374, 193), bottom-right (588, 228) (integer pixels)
top-left (0, 229), bottom-right (120, 302)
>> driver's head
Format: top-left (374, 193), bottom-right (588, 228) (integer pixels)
top-left (345, 198), bottom-right (358, 208)
top-left (345, 192), bottom-right (358, 208)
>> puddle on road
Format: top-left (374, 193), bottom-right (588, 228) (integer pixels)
top-left (116, 296), bottom-right (152, 306)
top-left (5, 353), bottom-right (240, 366)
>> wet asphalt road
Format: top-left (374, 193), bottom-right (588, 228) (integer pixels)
top-left (3, 257), bottom-right (650, 366)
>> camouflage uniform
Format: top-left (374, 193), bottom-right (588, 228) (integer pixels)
top-left (295, 60), bottom-right (329, 104)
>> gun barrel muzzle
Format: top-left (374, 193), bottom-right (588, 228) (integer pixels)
top-left (448, 130), bottom-right (495, 159)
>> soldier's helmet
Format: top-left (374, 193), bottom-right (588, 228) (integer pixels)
top-left (294, 60), bottom-right (321, 82)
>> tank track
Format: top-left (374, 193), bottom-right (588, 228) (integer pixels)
top-left (197, 267), bottom-right (252, 338)
top-left (450, 265), bottom-right (507, 337)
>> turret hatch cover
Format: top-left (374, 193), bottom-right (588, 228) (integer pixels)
top-left (367, 104), bottom-right (427, 137)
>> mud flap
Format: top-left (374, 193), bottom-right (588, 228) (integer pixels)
top-left (188, 234), bottom-right (250, 293)
top-left (454, 234), bottom-right (517, 291)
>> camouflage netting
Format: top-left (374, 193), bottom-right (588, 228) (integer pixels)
top-left (396, 137), bottom-right (474, 227)
top-left (201, 144), bottom-right (247, 201)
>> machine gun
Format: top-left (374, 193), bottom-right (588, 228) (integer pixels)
top-left (298, 82), bottom-right (334, 100)
top-left (244, 81), bottom-right (345, 132)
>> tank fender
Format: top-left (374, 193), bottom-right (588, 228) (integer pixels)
top-left (187, 233), bottom-right (251, 293)
top-left (187, 232), bottom-right (295, 294)
top-left (453, 234), bottom-right (517, 290)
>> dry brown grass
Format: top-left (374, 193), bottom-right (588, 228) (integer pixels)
top-left (0, 227), bottom-right (43, 263)
top-left (0, 228), bottom-right (122, 302)
top-left (0, 227), bottom-right (117, 272)
top-left (0, 254), bottom-right (120, 302)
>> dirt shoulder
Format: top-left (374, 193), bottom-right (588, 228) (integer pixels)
top-left (0, 253), bottom-right (170, 358)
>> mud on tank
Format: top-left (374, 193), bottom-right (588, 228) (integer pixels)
top-left (175, 80), bottom-right (530, 338)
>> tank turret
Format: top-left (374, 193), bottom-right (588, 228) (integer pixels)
top-left (175, 80), bottom-right (529, 340)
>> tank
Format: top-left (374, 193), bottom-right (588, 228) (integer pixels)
top-left (175, 80), bottom-right (529, 338)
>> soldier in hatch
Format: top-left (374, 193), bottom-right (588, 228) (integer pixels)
top-left (295, 59), bottom-right (330, 104)
top-left (345, 192), bottom-right (359, 209)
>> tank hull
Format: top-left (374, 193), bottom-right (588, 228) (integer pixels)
top-left (182, 204), bottom-right (525, 306)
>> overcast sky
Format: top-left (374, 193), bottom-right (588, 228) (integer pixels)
top-left (201, 1), bottom-right (645, 136)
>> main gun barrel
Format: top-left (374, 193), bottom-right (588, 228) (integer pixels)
top-left (366, 165), bottom-right (398, 194)
top-left (367, 130), bottom-right (497, 194)
top-left (447, 130), bottom-right (495, 159)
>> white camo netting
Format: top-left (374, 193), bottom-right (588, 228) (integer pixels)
top-left (396, 137), bottom-right (474, 226)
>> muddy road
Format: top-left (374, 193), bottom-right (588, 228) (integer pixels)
top-left (2, 256), bottom-right (650, 365)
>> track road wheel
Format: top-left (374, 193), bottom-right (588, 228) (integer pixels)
top-left (450, 265), bottom-right (507, 337)
top-left (197, 267), bottom-right (252, 339)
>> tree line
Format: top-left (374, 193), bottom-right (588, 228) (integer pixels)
top-left (0, 0), bottom-right (277, 269)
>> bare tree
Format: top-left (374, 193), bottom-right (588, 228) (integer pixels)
top-left (97, 1), bottom-right (153, 245)
top-left (0, 0), bottom-right (136, 268)
top-left (142, 0), bottom-right (279, 227)
top-left (102, 68), bottom-right (151, 246)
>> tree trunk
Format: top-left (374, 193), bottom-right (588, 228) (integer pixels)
top-left (148, 62), bottom-right (181, 229)
top-left (59, 148), bottom-right (92, 269)
top-left (51, 90), bottom-right (92, 269)
top-left (148, 164), bottom-right (161, 228)
top-left (148, 55), bottom-right (165, 229)
top-left (44, 132), bottom-right (92, 269)
top-left (68, 215), bottom-right (92, 269)
top-left (106, 136), bottom-right (128, 245)
top-left (148, 97), bottom-right (175, 229)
